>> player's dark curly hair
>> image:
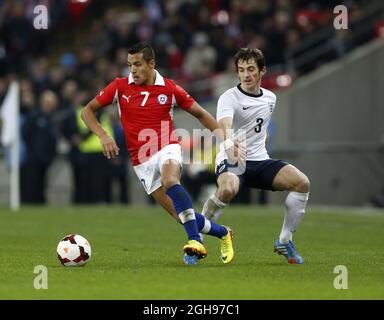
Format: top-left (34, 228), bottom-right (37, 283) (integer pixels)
top-left (128, 42), bottom-right (155, 63)
top-left (234, 48), bottom-right (266, 72)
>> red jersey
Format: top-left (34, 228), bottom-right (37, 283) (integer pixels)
top-left (95, 70), bottom-right (195, 166)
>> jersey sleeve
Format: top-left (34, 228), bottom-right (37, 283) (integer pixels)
top-left (217, 92), bottom-right (235, 121)
top-left (173, 84), bottom-right (195, 110)
top-left (95, 79), bottom-right (118, 107)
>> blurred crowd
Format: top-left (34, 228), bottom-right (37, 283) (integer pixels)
top-left (0, 0), bottom-right (380, 204)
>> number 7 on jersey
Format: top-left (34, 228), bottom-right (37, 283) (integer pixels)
top-left (140, 91), bottom-right (150, 107)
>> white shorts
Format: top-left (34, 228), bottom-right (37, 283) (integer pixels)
top-left (133, 144), bottom-right (183, 194)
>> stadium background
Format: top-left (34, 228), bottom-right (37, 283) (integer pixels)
top-left (0, 0), bottom-right (384, 207)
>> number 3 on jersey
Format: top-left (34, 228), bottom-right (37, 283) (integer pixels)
top-left (254, 118), bottom-right (264, 133)
top-left (140, 91), bottom-right (150, 107)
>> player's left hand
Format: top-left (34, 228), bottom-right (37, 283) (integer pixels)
top-left (225, 139), bottom-right (246, 165)
top-left (100, 134), bottom-right (120, 159)
top-left (235, 139), bottom-right (246, 162)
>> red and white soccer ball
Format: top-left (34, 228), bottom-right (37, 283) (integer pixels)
top-left (57, 234), bottom-right (92, 267)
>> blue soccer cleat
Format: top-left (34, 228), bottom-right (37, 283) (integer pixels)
top-left (273, 239), bottom-right (304, 264)
top-left (183, 253), bottom-right (198, 265)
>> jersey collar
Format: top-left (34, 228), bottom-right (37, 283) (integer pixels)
top-left (128, 69), bottom-right (165, 86)
top-left (237, 84), bottom-right (263, 97)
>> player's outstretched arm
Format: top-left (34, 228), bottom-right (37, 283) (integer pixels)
top-left (81, 98), bottom-right (120, 159)
top-left (186, 102), bottom-right (225, 142)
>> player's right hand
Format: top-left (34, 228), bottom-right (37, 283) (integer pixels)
top-left (100, 134), bottom-right (120, 159)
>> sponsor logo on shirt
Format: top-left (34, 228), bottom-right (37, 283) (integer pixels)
top-left (122, 94), bottom-right (131, 102)
top-left (242, 105), bottom-right (258, 110)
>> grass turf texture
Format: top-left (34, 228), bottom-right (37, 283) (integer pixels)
top-left (0, 205), bottom-right (383, 299)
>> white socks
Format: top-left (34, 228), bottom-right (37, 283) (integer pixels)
top-left (202, 194), bottom-right (227, 222)
top-left (202, 192), bottom-right (309, 244)
top-left (279, 191), bottom-right (309, 243)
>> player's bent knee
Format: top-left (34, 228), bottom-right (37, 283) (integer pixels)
top-left (296, 175), bottom-right (310, 193)
top-left (161, 177), bottom-right (179, 191)
top-left (217, 186), bottom-right (237, 202)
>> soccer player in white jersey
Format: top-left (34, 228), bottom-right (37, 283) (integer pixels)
top-left (202, 48), bottom-right (310, 264)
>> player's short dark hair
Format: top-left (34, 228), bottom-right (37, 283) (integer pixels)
top-left (234, 48), bottom-right (266, 71)
top-left (128, 42), bottom-right (155, 63)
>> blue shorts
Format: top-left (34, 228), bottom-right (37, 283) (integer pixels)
top-left (216, 159), bottom-right (288, 191)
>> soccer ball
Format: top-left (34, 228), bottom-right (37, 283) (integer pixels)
top-left (183, 253), bottom-right (198, 265)
top-left (57, 234), bottom-right (92, 267)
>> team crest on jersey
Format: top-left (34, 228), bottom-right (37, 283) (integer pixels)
top-left (157, 94), bottom-right (168, 105)
top-left (268, 102), bottom-right (274, 112)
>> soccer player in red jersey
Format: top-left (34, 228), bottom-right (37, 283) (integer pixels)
top-left (81, 42), bottom-right (234, 264)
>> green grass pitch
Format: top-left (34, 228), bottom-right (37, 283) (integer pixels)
top-left (0, 205), bottom-right (383, 300)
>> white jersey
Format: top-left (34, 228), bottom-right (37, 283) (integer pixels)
top-left (216, 84), bottom-right (276, 164)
